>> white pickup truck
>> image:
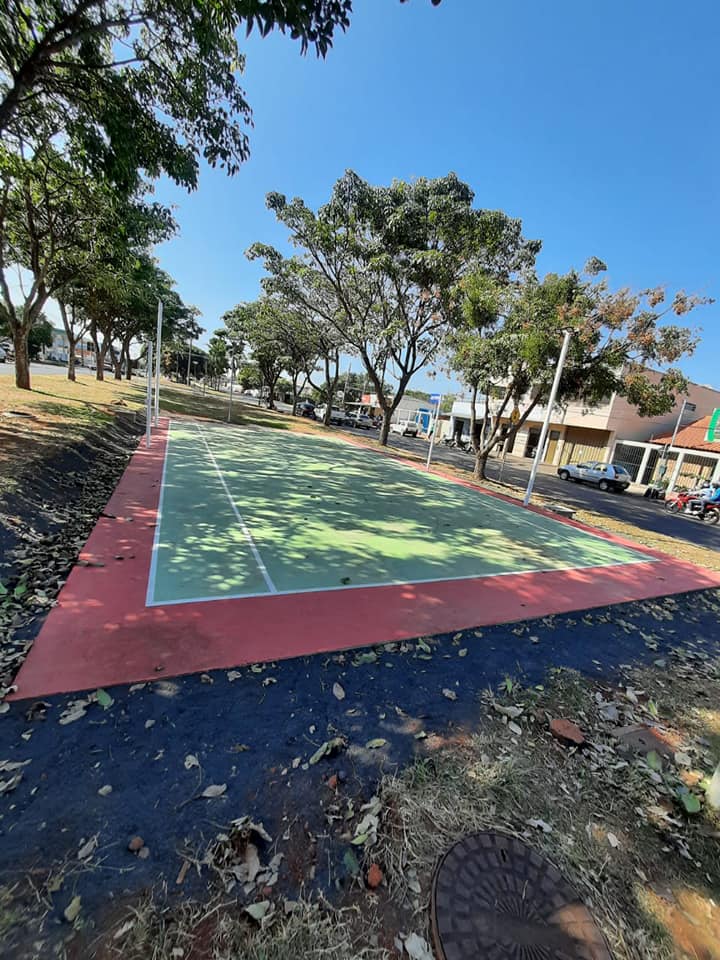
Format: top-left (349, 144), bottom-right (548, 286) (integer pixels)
top-left (390, 419), bottom-right (419, 437)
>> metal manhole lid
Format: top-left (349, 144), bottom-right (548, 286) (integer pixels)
top-left (431, 832), bottom-right (612, 960)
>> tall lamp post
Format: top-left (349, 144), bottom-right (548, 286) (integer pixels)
top-left (523, 329), bottom-right (572, 507)
top-left (153, 300), bottom-right (163, 424)
top-left (659, 398), bottom-right (696, 492)
top-left (425, 393), bottom-right (444, 471)
top-left (227, 350), bottom-right (235, 423)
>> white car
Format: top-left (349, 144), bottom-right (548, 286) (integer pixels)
top-left (557, 461), bottom-right (631, 492)
top-left (390, 419), bottom-right (419, 437)
top-left (315, 406), bottom-right (346, 425)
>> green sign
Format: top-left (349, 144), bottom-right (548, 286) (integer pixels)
top-left (707, 408), bottom-right (720, 443)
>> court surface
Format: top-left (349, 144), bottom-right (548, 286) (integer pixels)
top-left (149, 422), bottom-right (649, 605)
top-left (12, 419), bottom-right (720, 699)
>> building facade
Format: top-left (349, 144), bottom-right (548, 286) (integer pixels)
top-left (41, 327), bottom-right (94, 365)
top-left (448, 374), bottom-right (720, 477)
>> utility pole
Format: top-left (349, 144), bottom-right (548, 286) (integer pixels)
top-left (425, 394), bottom-right (443, 471)
top-left (145, 343), bottom-right (153, 448)
top-left (523, 330), bottom-right (572, 507)
top-left (154, 300), bottom-right (163, 424)
top-left (186, 335), bottom-right (192, 386)
top-left (227, 349), bottom-right (235, 423)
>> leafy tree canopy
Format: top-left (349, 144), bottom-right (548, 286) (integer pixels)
top-left (0, 1), bottom-right (361, 188)
top-left (249, 169), bottom-right (539, 442)
top-left (449, 261), bottom-right (710, 478)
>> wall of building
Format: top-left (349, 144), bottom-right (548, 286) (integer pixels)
top-left (607, 376), bottom-right (720, 442)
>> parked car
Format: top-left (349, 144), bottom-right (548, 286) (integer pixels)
top-left (315, 405), bottom-right (347, 425)
top-left (557, 461), bottom-right (631, 492)
top-left (296, 400), bottom-right (317, 419)
top-left (390, 419), bottom-right (419, 437)
top-left (347, 412), bottom-right (373, 430)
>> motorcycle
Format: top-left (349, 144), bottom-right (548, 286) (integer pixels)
top-left (665, 490), bottom-right (720, 524)
top-left (442, 437), bottom-right (471, 452)
top-left (702, 502), bottom-right (720, 525)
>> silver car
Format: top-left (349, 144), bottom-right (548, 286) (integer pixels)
top-left (557, 461), bottom-right (631, 492)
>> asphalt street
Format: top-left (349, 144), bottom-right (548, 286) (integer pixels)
top-left (0, 360), bottom-right (74, 376)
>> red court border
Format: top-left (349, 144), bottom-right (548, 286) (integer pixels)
top-left (11, 419), bottom-right (720, 699)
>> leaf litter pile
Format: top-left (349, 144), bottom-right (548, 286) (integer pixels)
top-left (2, 617), bottom-right (712, 960)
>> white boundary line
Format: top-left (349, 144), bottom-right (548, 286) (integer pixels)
top-left (145, 555), bottom-right (659, 608)
top-left (195, 422), bottom-right (277, 594)
top-left (145, 421), bottom-right (172, 606)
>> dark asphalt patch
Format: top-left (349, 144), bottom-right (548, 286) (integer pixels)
top-left (0, 588), bottom-right (719, 955)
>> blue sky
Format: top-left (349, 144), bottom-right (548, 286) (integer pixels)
top-left (154, 0), bottom-right (720, 393)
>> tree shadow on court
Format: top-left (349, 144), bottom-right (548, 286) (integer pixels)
top-left (153, 424), bottom-right (648, 603)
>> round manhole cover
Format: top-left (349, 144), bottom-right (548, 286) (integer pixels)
top-left (431, 832), bottom-right (612, 960)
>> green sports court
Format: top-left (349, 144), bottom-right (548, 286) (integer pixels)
top-left (147, 421), bottom-right (652, 605)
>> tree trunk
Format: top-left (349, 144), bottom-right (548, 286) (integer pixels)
top-left (67, 341), bottom-right (77, 381)
top-left (379, 409), bottom-right (392, 446)
top-left (474, 448), bottom-right (490, 480)
top-left (124, 346), bottom-right (132, 380)
top-left (12, 325), bottom-right (31, 390)
top-left (322, 356), bottom-right (334, 424)
top-left (469, 383), bottom-right (479, 451)
top-left (112, 347), bottom-right (122, 380)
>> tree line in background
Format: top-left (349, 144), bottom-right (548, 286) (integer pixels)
top-left (0, 0), bottom-right (363, 389)
top-left (218, 169), bottom-right (710, 466)
top-left (1, 0), bottom-right (710, 457)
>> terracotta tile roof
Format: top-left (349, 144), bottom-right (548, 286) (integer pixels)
top-left (653, 415), bottom-right (720, 453)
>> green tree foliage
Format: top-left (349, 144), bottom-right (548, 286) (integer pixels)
top-left (223, 299), bottom-right (289, 409)
top-left (249, 170), bottom-right (539, 443)
top-left (0, 1), bottom-right (356, 188)
top-left (0, 308), bottom-right (51, 359)
top-left (28, 316), bottom-right (52, 359)
top-left (449, 260), bottom-right (709, 479)
top-left (0, 136), bottom-right (175, 387)
top-left (237, 361), bottom-right (261, 392)
top-left (207, 333), bottom-right (229, 388)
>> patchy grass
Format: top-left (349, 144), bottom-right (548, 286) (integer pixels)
top-left (104, 897), bottom-right (389, 960)
top-left (0, 375), bottom-right (145, 480)
top-left (374, 646), bottom-right (720, 960)
top-left (0, 376), bottom-right (312, 484)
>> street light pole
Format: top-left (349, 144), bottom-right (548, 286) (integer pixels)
top-left (145, 343), bottom-right (153, 448)
top-left (523, 329), bottom-right (572, 507)
top-left (425, 394), bottom-right (443, 471)
top-left (186, 335), bottom-right (192, 385)
top-left (154, 300), bottom-right (163, 425)
top-left (658, 398), bottom-right (694, 491)
top-left (227, 349), bottom-right (235, 423)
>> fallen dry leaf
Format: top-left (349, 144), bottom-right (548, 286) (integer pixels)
top-left (201, 783), bottom-right (227, 798)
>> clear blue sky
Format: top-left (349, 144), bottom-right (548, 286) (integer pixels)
top-left (153, 0), bottom-right (720, 393)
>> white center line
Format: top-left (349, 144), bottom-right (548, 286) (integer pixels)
top-left (196, 423), bottom-right (277, 594)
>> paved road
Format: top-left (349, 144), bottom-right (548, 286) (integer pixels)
top-left (335, 425), bottom-right (720, 551)
top-left (0, 361), bottom-right (71, 376)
